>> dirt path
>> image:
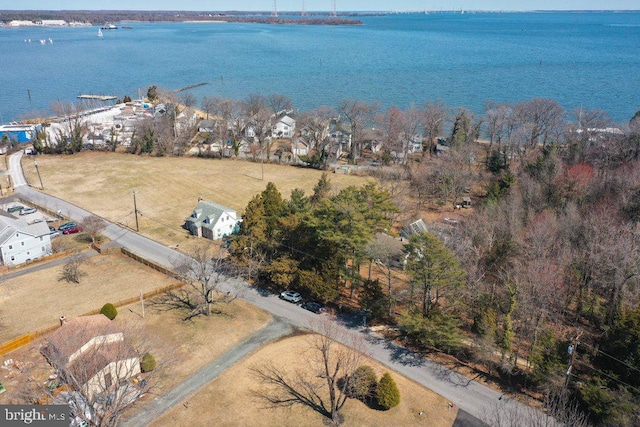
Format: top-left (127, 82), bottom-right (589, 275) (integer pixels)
top-left (121, 317), bottom-right (295, 427)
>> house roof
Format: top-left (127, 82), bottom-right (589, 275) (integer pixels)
top-left (46, 315), bottom-right (118, 363)
top-left (46, 315), bottom-right (138, 385)
top-left (186, 201), bottom-right (236, 230)
top-left (69, 340), bottom-right (138, 384)
top-left (199, 119), bottom-right (215, 129)
top-left (0, 215), bottom-right (50, 246)
top-left (291, 138), bottom-right (309, 149)
top-left (361, 128), bottom-right (384, 142)
top-left (372, 232), bottom-right (407, 256)
top-left (402, 219), bottom-right (428, 238)
top-left (278, 115), bottom-right (296, 127)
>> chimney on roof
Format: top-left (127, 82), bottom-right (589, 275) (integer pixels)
top-left (59, 315), bottom-right (66, 326)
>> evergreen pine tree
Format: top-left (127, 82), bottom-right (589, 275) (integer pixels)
top-left (376, 372), bottom-right (400, 410)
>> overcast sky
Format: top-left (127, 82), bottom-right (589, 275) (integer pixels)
top-left (0, 1), bottom-right (637, 11)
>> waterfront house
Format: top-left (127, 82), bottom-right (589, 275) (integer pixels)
top-left (361, 128), bottom-right (385, 153)
top-left (272, 115), bottom-right (296, 138)
top-left (184, 200), bottom-right (240, 240)
top-left (0, 212), bottom-right (52, 266)
top-left (45, 315), bottom-right (140, 401)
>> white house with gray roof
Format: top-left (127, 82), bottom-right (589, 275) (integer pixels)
top-left (272, 115), bottom-right (296, 138)
top-left (184, 201), bottom-right (240, 240)
top-left (0, 213), bottom-right (52, 266)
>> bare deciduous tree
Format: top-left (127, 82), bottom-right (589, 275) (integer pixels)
top-left (251, 317), bottom-right (367, 425)
top-left (50, 101), bottom-right (88, 154)
top-left (338, 99), bottom-right (378, 164)
top-left (482, 390), bottom-right (590, 427)
top-left (42, 319), bottom-right (161, 427)
top-left (82, 214), bottom-right (107, 244)
top-left (170, 243), bottom-right (238, 319)
top-left (267, 93), bottom-right (293, 118)
top-left (421, 100), bottom-right (448, 156)
top-left (58, 249), bottom-right (86, 284)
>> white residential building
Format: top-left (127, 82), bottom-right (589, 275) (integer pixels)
top-left (0, 213), bottom-right (52, 266)
top-left (184, 200), bottom-right (241, 240)
top-left (272, 115), bottom-right (296, 138)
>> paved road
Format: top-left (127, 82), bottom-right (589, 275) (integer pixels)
top-left (1, 248), bottom-right (98, 281)
top-left (8, 151), bottom-right (540, 425)
top-left (122, 317), bottom-right (295, 427)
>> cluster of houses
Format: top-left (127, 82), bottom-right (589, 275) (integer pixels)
top-left (4, 20), bottom-right (90, 27)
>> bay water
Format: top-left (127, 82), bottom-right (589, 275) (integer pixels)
top-left (1, 11), bottom-right (639, 124)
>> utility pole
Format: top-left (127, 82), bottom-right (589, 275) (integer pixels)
top-left (563, 331), bottom-right (582, 393)
top-left (132, 189), bottom-right (139, 232)
top-left (34, 159), bottom-right (44, 190)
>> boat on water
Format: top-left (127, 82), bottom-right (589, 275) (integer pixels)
top-left (101, 24), bottom-right (117, 30)
top-left (98, 28), bottom-right (103, 38)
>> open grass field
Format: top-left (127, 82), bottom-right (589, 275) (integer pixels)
top-left (0, 250), bottom-right (177, 343)
top-left (20, 152), bottom-right (369, 247)
top-left (153, 334), bottom-right (457, 427)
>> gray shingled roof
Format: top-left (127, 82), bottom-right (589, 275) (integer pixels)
top-left (0, 215), bottom-right (50, 246)
top-left (185, 201), bottom-right (235, 231)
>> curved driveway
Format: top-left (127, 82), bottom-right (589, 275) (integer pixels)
top-left (9, 151), bottom-right (537, 425)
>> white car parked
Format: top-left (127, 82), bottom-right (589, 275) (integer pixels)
top-left (280, 290), bottom-right (302, 303)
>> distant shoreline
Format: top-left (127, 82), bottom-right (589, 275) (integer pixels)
top-left (0, 11), bottom-right (367, 27)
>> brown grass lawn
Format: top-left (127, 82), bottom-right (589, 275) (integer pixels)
top-left (117, 295), bottom-right (271, 417)
top-left (153, 334), bottom-right (457, 427)
top-left (0, 251), bottom-right (177, 342)
top-left (0, 294), bottom-right (271, 409)
top-left (20, 152), bottom-right (369, 247)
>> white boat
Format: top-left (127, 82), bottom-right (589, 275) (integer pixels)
top-left (40, 39), bottom-right (46, 45)
top-left (48, 38), bottom-right (53, 44)
top-left (98, 28), bottom-right (103, 38)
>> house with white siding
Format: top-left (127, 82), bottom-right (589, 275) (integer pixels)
top-left (272, 115), bottom-right (296, 138)
top-left (0, 212), bottom-right (52, 266)
top-left (184, 200), bottom-right (240, 240)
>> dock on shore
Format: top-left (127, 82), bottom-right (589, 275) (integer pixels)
top-left (77, 94), bottom-right (117, 101)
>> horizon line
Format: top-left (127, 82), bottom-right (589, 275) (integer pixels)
top-left (1, 9), bottom-right (639, 13)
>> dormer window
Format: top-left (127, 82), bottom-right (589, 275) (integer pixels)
top-left (203, 218), bottom-right (209, 224)
top-left (191, 212), bottom-right (197, 218)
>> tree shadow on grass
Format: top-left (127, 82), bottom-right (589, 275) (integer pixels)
top-left (148, 290), bottom-right (234, 322)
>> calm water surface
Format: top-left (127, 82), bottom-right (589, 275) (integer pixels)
top-left (1, 12), bottom-right (639, 123)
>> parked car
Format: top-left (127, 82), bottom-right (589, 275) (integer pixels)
top-left (48, 226), bottom-right (61, 237)
top-left (280, 290), bottom-right (302, 303)
top-left (62, 225), bottom-right (83, 235)
top-left (7, 205), bottom-right (25, 213)
top-left (19, 207), bottom-right (37, 215)
top-left (58, 222), bottom-right (78, 231)
top-left (301, 301), bottom-right (326, 314)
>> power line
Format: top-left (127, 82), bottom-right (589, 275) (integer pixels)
top-left (580, 341), bottom-right (640, 376)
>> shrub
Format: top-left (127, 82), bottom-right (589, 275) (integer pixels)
top-left (100, 303), bottom-right (118, 320)
top-left (348, 365), bottom-right (378, 401)
top-left (140, 353), bottom-right (156, 373)
top-left (376, 373), bottom-right (400, 410)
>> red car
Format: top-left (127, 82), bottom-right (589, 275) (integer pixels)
top-left (62, 225), bottom-right (83, 235)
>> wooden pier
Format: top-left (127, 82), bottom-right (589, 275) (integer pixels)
top-left (77, 94), bottom-right (117, 101)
